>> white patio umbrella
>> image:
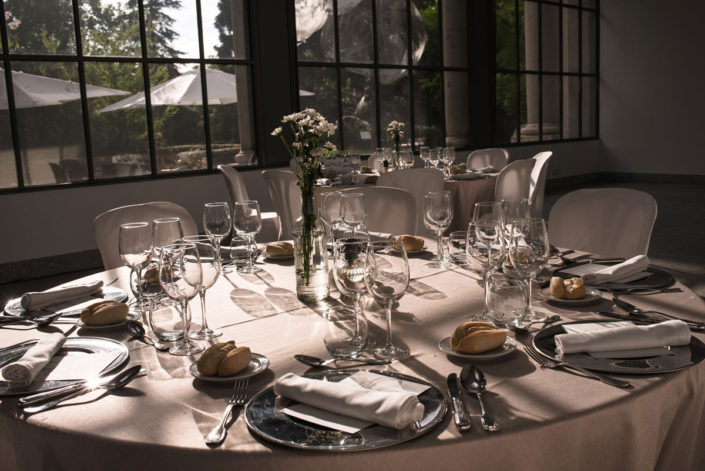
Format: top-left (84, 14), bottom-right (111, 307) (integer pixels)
top-left (0, 68), bottom-right (129, 109)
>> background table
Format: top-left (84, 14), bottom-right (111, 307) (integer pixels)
top-left (1, 249), bottom-right (704, 470)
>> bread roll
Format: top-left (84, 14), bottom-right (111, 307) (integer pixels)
top-left (549, 277), bottom-right (567, 299)
top-left (393, 235), bottom-right (424, 252)
top-left (549, 277), bottom-right (585, 300)
top-left (451, 166), bottom-right (465, 175)
top-left (218, 346), bottom-right (251, 376)
top-left (266, 241), bottom-right (294, 258)
top-left (197, 341), bottom-right (251, 376)
top-left (80, 300), bottom-right (129, 326)
top-left (450, 321), bottom-right (507, 354)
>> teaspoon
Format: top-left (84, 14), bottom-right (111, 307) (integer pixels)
top-left (294, 354), bottom-right (391, 368)
top-left (459, 364), bottom-right (500, 432)
top-left (125, 320), bottom-right (169, 351)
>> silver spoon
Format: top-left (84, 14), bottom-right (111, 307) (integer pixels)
top-left (459, 364), bottom-right (500, 432)
top-left (511, 314), bottom-right (562, 335)
top-left (294, 354), bottom-right (391, 368)
top-left (125, 320), bottom-right (169, 351)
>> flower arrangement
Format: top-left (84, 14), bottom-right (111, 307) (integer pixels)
top-left (385, 120), bottom-right (405, 169)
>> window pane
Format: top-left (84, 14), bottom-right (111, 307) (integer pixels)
top-left (80, 0), bottom-right (141, 57)
top-left (562, 7), bottom-right (579, 73)
top-left (582, 76), bottom-right (596, 137)
top-left (583, 0), bottom-right (597, 9)
top-left (415, 0), bottom-right (440, 68)
top-left (379, 71), bottom-right (410, 148)
top-left (297, 66), bottom-right (341, 147)
top-left (0, 76), bottom-right (17, 188)
top-left (443, 70), bottom-right (469, 147)
top-left (85, 61), bottom-right (151, 179)
top-left (341, 68), bottom-right (376, 154)
top-left (562, 75), bottom-right (579, 139)
top-left (413, 70), bottom-right (442, 148)
top-left (495, 73), bottom-right (517, 143)
top-left (12, 62), bottom-right (87, 186)
top-left (4, 0), bottom-right (76, 55)
top-left (296, 0), bottom-right (334, 63)
top-left (542, 74), bottom-right (560, 141)
top-left (209, 64), bottom-right (248, 167)
top-left (337, 0), bottom-right (374, 64)
top-left (146, 0), bottom-right (198, 58)
top-left (204, 0), bottom-right (249, 59)
top-left (376, 0), bottom-right (409, 66)
top-left (541, 3), bottom-right (559, 73)
top-left (582, 11), bottom-right (597, 73)
top-left (518, 73), bottom-right (532, 143)
top-left (495, 0), bottom-right (517, 70)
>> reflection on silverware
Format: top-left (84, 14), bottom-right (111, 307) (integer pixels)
top-left (294, 354), bottom-right (391, 368)
top-left (446, 373), bottom-right (471, 432)
top-left (125, 320), bottom-right (169, 351)
top-left (0, 312), bottom-right (62, 328)
top-left (459, 364), bottom-right (500, 432)
top-left (205, 378), bottom-right (249, 446)
top-left (511, 314), bottom-right (562, 335)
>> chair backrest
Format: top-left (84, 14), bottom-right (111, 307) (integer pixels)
top-left (217, 164), bottom-right (250, 203)
top-left (547, 188), bottom-right (658, 258)
top-left (377, 168), bottom-right (445, 235)
top-left (494, 158), bottom-right (534, 203)
top-left (339, 186), bottom-right (416, 235)
top-left (93, 201), bottom-right (199, 270)
top-left (466, 148), bottom-right (509, 170)
top-left (529, 151), bottom-right (553, 217)
top-left (261, 170), bottom-right (301, 240)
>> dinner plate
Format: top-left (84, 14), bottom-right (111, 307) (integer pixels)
top-left (189, 353), bottom-right (269, 382)
top-left (3, 285), bottom-right (128, 318)
top-left (244, 369), bottom-right (446, 452)
top-left (77, 311), bottom-right (141, 330)
top-left (537, 287), bottom-right (603, 306)
top-left (532, 320), bottom-right (705, 374)
top-left (553, 262), bottom-right (675, 290)
top-left (438, 336), bottom-right (516, 360)
top-left (0, 337), bottom-right (129, 396)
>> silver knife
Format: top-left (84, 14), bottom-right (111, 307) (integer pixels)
top-left (447, 373), bottom-right (472, 432)
top-left (19, 367), bottom-right (131, 406)
top-left (597, 311), bottom-right (705, 331)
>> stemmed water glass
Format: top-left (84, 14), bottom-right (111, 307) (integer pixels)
top-left (320, 191), bottom-right (343, 243)
top-left (471, 201), bottom-right (505, 318)
top-left (204, 202), bottom-right (232, 271)
top-left (501, 197), bottom-right (530, 243)
top-left (428, 147), bottom-right (441, 169)
top-left (507, 217), bottom-right (550, 322)
top-left (152, 217), bottom-right (183, 254)
top-left (424, 190), bottom-right (453, 268)
top-left (182, 235), bottom-right (222, 340)
top-left (441, 147), bottom-right (456, 179)
top-left (419, 146), bottom-right (430, 168)
top-left (233, 200), bottom-right (262, 274)
top-left (158, 242), bottom-right (204, 356)
top-left (332, 238), bottom-right (369, 355)
top-left (365, 240), bottom-right (410, 361)
top-left (340, 192), bottom-right (367, 238)
top-left (119, 222), bottom-right (152, 311)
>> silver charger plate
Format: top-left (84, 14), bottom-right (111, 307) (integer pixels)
top-left (244, 369), bottom-right (447, 452)
top-left (0, 337), bottom-right (129, 396)
top-left (4, 286), bottom-right (128, 318)
top-left (536, 287), bottom-right (602, 306)
top-left (77, 311), bottom-right (141, 330)
top-left (533, 320), bottom-right (705, 374)
top-left (438, 336), bottom-right (516, 360)
top-left (189, 353), bottom-right (269, 382)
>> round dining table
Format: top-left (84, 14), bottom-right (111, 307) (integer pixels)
top-left (1, 244), bottom-right (704, 471)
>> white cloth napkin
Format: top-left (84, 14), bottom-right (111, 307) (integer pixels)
top-left (581, 255), bottom-right (650, 285)
top-left (20, 280), bottom-right (104, 310)
top-left (1, 333), bottom-right (66, 386)
top-left (554, 320), bottom-right (691, 358)
top-left (369, 232), bottom-right (394, 243)
top-left (274, 372), bottom-right (425, 429)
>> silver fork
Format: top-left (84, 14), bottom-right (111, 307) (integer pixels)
top-left (524, 344), bottom-right (632, 389)
top-left (205, 378), bottom-right (249, 445)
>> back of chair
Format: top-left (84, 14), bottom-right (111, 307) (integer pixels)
top-left (548, 188), bottom-right (658, 258)
top-left (262, 170), bottom-right (301, 240)
top-left (494, 158), bottom-right (534, 203)
top-left (466, 148), bottom-right (509, 170)
top-left (93, 201), bottom-right (199, 270)
top-left (529, 151), bottom-right (553, 217)
top-left (217, 164), bottom-right (250, 203)
top-left (377, 168), bottom-right (444, 235)
top-left (339, 186), bottom-right (416, 235)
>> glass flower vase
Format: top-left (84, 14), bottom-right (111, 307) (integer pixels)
top-left (293, 193), bottom-right (329, 303)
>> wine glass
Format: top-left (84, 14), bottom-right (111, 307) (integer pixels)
top-left (501, 197), bottom-right (530, 242)
top-left (119, 222), bottom-right (152, 311)
top-left (332, 238), bottom-right (369, 357)
top-left (424, 190), bottom-right (453, 268)
top-left (472, 201), bottom-right (505, 318)
top-left (442, 146), bottom-right (456, 179)
top-left (182, 235), bottom-right (222, 340)
top-left (233, 200), bottom-right (262, 274)
top-left (428, 147), bottom-right (440, 169)
top-left (419, 146), bottom-right (430, 168)
top-left (152, 217), bottom-right (183, 255)
top-left (340, 192), bottom-right (367, 237)
top-left (400, 150), bottom-right (414, 169)
top-left (508, 217), bottom-right (550, 322)
top-left (320, 191), bottom-right (343, 243)
top-left (158, 242), bottom-right (204, 356)
top-left (365, 240), bottom-right (410, 361)
top-left (203, 202), bottom-right (231, 246)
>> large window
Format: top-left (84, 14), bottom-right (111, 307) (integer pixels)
top-left (0, 0), bottom-right (253, 190)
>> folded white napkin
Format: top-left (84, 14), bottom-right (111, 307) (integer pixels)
top-left (581, 255), bottom-right (650, 285)
top-left (316, 178), bottom-right (333, 186)
top-left (554, 320), bottom-right (691, 358)
top-left (274, 372), bottom-right (425, 429)
top-left (20, 280), bottom-right (104, 310)
top-left (1, 333), bottom-right (66, 386)
top-left (369, 232), bottom-right (394, 243)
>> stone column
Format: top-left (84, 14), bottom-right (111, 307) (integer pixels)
top-left (442, 0), bottom-right (469, 147)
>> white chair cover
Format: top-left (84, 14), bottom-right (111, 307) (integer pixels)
top-left (494, 158), bottom-right (534, 203)
top-left (466, 148), bottom-right (509, 170)
top-left (339, 186), bottom-right (416, 235)
top-left (377, 168), bottom-right (445, 235)
top-left (218, 165), bottom-right (281, 242)
top-left (93, 201), bottom-right (198, 270)
top-left (547, 188), bottom-right (658, 258)
top-left (529, 151), bottom-right (553, 217)
top-left (262, 170), bottom-right (301, 241)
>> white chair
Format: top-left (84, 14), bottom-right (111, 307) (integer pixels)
top-left (339, 186), bottom-right (416, 235)
top-left (547, 188), bottom-right (658, 258)
top-left (217, 164), bottom-right (281, 242)
top-left (261, 170), bottom-right (301, 240)
top-left (466, 148), bottom-right (509, 170)
top-left (493, 158), bottom-right (534, 203)
top-left (93, 201), bottom-right (198, 270)
top-left (529, 151), bottom-right (553, 217)
top-left (377, 168), bottom-right (445, 235)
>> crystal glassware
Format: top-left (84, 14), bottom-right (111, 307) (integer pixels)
top-left (152, 217), bottom-right (183, 255)
top-left (365, 240), bottom-right (410, 361)
top-left (419, 146), bottom-right (430, 168)
top-left (182, 235), bottom-right (222, 339)
top-left (442, 146), bottom-right (456, 179)
top-left (119, 221), bottom-right (152, 311)
top-left (424, 190), bottom-right (453, 268)
top-left (158, 242), bottom-right (204, 356)
top-left (340, 192), bottom-right (367, 237)
top-left (233, 200), bottom-right (262, 274)
top-left (508, 217), bottom-right (550, 322)
top-left (203, 201), bottom-right (231, 246)
top-left (472, 201), bottom-right (505, 319)
top-left (331, 238), bottom-right (369, 358)
top-left (320, 191), bottom-right (343, 242)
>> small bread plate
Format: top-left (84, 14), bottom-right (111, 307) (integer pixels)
top-left (4, 285), bottom-right (128, 318)
top-left (391, 246), bottom-right (428, 256)
top-left (189, 353), bottom-right (269, 382)
top-left (537, 287), bottom-right (602, 306)
top-left (77, 311), bottom-right (141, 330)
top-left (438, 336), bottom-right (516, 360)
